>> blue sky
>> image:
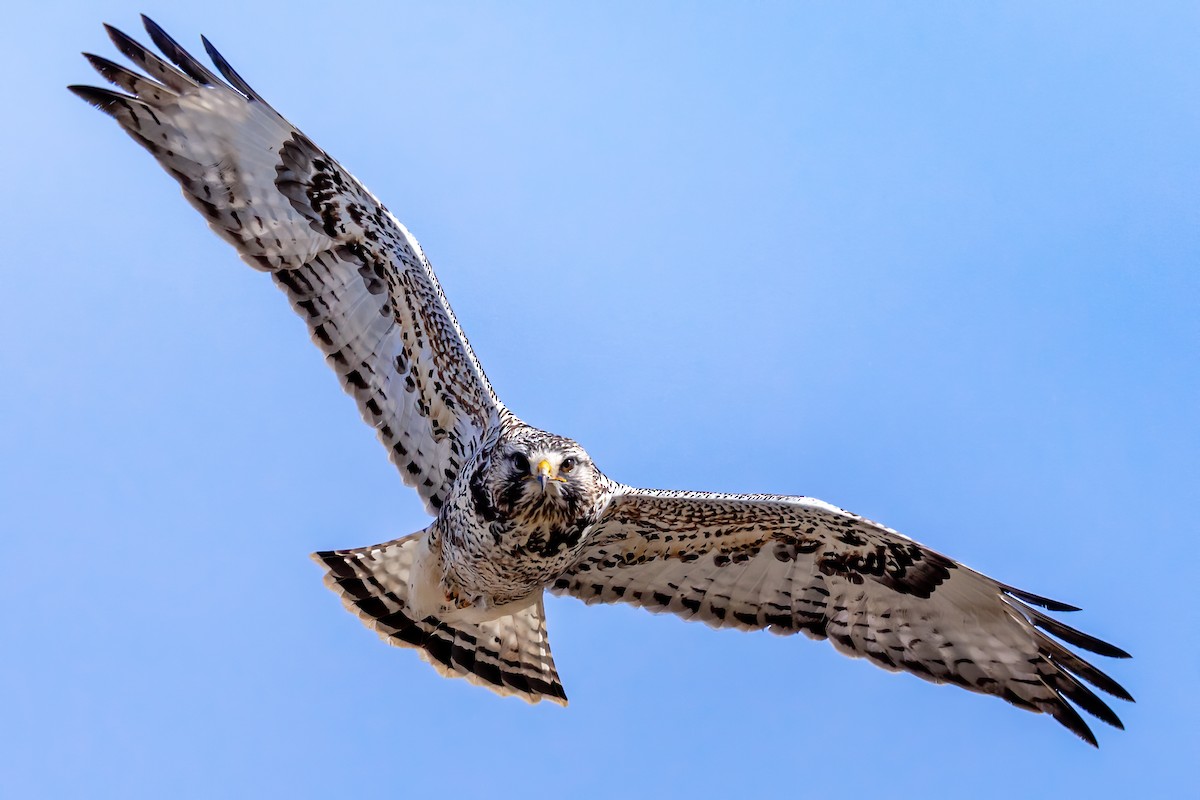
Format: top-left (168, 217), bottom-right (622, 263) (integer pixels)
top-left (3, 1), bottom-right (1197, 797)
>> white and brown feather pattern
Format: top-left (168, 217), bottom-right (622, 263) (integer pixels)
top-left (70, 17), bottom-right (502, 514)
top-left (72, 18), bottom-right (1132, 746)
top-left (315, 535), bottom-right (567, 705)
top-left (552, 489), bottom-right (1132, 745)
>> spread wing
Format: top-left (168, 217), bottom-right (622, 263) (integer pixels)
top-left (69, 17), bottom-right (503, 514)
top-left (551, 488), bottom-right (1132, 745)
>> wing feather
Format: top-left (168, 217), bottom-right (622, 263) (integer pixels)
top-left (552, 488), bottom-right (1131, 745)
top-left (70, 18), bottom-right (504, 513)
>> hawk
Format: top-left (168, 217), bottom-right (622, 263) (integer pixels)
top-left (71, 17), bottom-right (1131, 746)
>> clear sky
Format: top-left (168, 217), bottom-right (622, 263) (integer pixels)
top-left (2, 2), bottom-right (1197, 797)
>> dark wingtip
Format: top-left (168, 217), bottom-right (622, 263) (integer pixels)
top-left (1051, 671), bottom-right (1126, 732)
top-left (82, 52), bottom-right (122, 76)
top-left (1002, 584), bottom-right (1081, 612)
top-left (201, 34), bottom-right (262, 101)
top-left (140, 15), bottom-right (176, 50)
top-left (1049, 646), bottom-right (1135, 703)
top-left (1107, 644), bottom-right (1133, 660)
top-left (1041, 619), bottom-right (1133, 660)
top-left (103, 22), bottom-right (138, 55)
top-left (1019, 602), bottom-right (1132, 660)
top-left (1051, 699), bottom-right (1100, 748)
top-left (67, 84), bottom-right (127, 110)
top-left (140, 14), bottom-right (216, 86)
top-left (83, 53), bottom-right (140, 91)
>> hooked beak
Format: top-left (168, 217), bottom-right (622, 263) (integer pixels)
top-left (534, 459), bottom-right (566, 490)
top-left (537, 459), bottom-right (553, 489)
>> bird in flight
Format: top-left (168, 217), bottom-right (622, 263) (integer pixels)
top-left (71, 16), bottom-right (1131, 745)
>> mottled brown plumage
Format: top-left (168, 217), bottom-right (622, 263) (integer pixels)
top-left (71, 16), bottom-right (1131, 746)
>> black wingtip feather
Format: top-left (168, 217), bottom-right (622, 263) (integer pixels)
top-left (1001, 584), bottom-right (1081, 612)
top-left (1050, 699), bottom-right (1100, 748)
top-left (1049, 669), bottom-right (1125, 731)
top-left (202, 34), bottom-right (262, 101)
top-left (1029, 608), bottom-right (1132, 659)
top-left (1049, 647), bottom-right (1135, 702)
top-left (82, 52), bottom-right (117, 75)
top-left (83, 53), bottom-right (170, 97)
top-left (101, 22), bottom-right (196, 94)
top-left (67, 84), bottom-right (132, 112)
top-left (140, 15), bottom-right (218, 86)
top-left (103, 23), bottom-right (143, 59)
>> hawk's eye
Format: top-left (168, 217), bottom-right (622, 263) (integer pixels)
top-left (511, 453), bottom-right (530, 473)
top-left (560, 457), bottom-right (577, 473)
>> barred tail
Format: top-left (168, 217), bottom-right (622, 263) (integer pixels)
top-left (313, 534), bottom-right (568, 705)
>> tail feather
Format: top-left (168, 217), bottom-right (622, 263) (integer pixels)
top-left (313, 534), bottom-right (567, 705)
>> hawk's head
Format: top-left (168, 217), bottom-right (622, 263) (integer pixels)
top-left (482, 429), bottom-right (605, 525)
